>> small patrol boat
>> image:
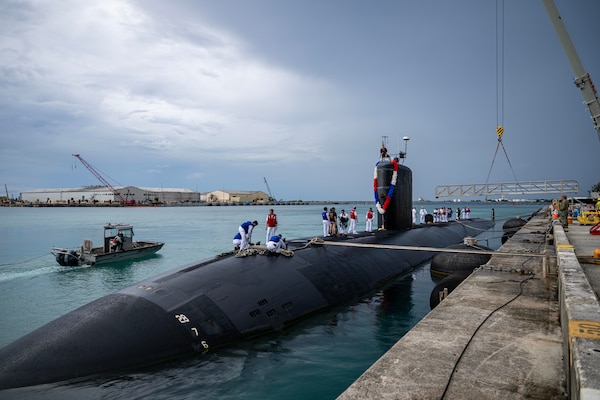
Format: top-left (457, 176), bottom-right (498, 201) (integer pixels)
top-left (51, 223), bottom-right (164, 266)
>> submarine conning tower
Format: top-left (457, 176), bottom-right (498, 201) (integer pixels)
top-left (375, 157), bottom-right (412, 230)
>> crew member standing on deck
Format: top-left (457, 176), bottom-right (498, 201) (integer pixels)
top-left (265, 209), bottom-right (278, 244)
top-left (322, 207), bottom-right (330, 237)
top-left (339, 209), bottom-right (349, 235)
top-left (419, 206), bottom-right (427, 224)
top-left (349, 206), bottom-right (358, 234)
top-left (239, 220), bottom-right (258, 251)
top-left (328, 207), bottom-right (338, 236)
top-left (365, 207), bottom-right (373, 232)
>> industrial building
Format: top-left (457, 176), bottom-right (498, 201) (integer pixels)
top-left (19, 187), bottom-right (270, 205)
top-left (18, 154), bottom-right (270, 205)
top-left (205, 190), bottom-right (270, 204)
top-left (20, 186), bottom-right (203, 205)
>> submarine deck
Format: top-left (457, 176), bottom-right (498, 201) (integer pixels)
top-left (339, 208), bottom-right (600, 399)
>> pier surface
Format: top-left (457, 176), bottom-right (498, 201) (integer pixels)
top-left (339, 209), bottom-right (600, 399)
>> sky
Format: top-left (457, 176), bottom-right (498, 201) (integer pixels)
top-left (1, 0), bottom-right (599, 202)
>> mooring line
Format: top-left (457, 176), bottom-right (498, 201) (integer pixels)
top-left (308, 237), bottom-right (549, 258)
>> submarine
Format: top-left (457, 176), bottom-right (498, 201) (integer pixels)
top-left (0, 157), bottom-right (493, 389)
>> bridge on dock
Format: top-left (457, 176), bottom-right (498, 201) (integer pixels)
top-left (434, 179), bottom-right (578, 198)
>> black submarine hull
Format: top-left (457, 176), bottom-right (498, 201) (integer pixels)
top-left (0, 220), bottom-right (493, 389)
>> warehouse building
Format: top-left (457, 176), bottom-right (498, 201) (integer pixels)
top-left (20, 186), bottom-right (204, 205)
top-left (205, 190), bottom-right (270, 204)
top-left (20, 187), bottom-right (270, 205)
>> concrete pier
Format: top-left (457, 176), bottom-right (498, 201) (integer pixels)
top-left (339, 208), bottom-right (600, 399)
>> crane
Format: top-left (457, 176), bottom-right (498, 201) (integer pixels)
top-left (263, 177), bottom-right (275, 202)
top-left (542, 0), bottom-right (600, 142)
top-left (72, 154), bottom-right (128, 204)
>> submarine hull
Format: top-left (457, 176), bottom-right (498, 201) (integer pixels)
top-left (0, 220), bottom-right (493, 389)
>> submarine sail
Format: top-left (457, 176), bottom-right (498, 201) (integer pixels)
top-left (375, 158), bottom-right (412, 230)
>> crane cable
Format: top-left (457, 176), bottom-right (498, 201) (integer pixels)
top-left (485, 0), bottom-right (521, 195)
top-left (496, 0), bottom-right (505, 134)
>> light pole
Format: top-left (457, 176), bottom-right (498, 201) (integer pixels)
top-left (401, 136), bottom-right (410, 163)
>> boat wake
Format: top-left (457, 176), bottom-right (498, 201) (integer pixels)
top-left (0, 255), bottom-right (61, 282)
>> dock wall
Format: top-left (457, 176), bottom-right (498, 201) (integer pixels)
top-left (554, 222), bottom-right (600, 400)
top-left (339, 210), bottom-right (600, 399)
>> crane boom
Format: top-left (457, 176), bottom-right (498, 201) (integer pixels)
top-left (542, 0), bottom-right (600, 142)
top-left (263, 177), bottom-right (274, 201)
top-left (72, 154), bottom-right (127, 203)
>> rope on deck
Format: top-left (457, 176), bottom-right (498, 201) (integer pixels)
top-left (235, 245), bottom-right (294, 258)
top-left (307, 237), bottom-right (549, 258)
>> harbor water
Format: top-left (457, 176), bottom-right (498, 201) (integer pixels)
top-left (0, 202), bottom-right (543, 399)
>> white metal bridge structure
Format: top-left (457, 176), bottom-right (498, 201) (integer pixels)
top-left (434, 179), bottom-right (579, 199)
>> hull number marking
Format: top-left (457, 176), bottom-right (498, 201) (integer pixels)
top-left (175, 314), bottom-right (190, 323)
top-left (175, 313), bottom-right (209, 348)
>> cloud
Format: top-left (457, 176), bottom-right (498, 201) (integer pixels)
top-left (1, 0), bottom-right (599, 200)
top-left (1, 0), bottom-right (351, 169)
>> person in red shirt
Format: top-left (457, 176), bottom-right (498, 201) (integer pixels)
top-left (111, 233), bottom-right (124, 252)
top-left (349, 206), bottom-right (358, 234)
top-left (265, 209), bottom-right (278, 244)
top-left (365, 207), bottom-right (374, 232)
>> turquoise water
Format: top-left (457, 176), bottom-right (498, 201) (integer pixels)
top-left (0, 202), bottom-right (542, 399)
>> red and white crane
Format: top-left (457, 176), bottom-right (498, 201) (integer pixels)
top-left (72, 154), bottom-right (129, 204)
